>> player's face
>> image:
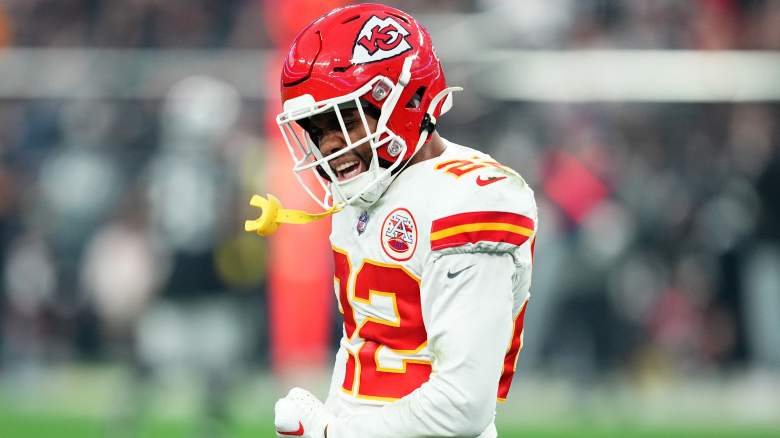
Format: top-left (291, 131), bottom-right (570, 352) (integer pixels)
top-left (306, 109), bottom-right (377, 182)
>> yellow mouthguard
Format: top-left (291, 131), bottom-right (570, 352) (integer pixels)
top-left (244, 194), bottom-right (342, 236)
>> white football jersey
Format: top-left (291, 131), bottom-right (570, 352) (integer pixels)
top-left (325, 139), bottom-right (537, 438)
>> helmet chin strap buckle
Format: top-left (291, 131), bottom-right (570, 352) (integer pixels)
top-left (244, 194), bottom-right (342, 237)
top-left (419, 113), bottom-right (436, 135)
top-left (417, 86), bottom-right (463, 136)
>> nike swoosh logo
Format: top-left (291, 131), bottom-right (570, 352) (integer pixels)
top-left (476, 175), bottom-right (507, 186)
top-left (447, 264), bottom-right (475, 279)
top-left (277, 421), bottom-right (304, 436)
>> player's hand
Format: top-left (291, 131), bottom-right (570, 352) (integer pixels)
top-left (274, 387), bottom-right (334, 438)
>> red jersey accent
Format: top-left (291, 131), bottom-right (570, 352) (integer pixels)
top-left (430, 211), bottom-right (535, 251)
top-left (498, 301), bottom-right (528, 400)
top-left (277, 421), bottom-right (305, 436)
top-left (431, 211), bottom-right (534, 232)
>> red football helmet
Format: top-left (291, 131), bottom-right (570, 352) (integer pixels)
top-left (277, 3), bottom-right (460, 209)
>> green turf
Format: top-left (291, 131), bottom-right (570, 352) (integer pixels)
top-left (2, 412), bottom-right (779, 438)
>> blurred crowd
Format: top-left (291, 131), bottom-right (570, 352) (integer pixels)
top-left (1, 0), bottom-right (779, 49)
top-left (0, 0), bottom-right (779, 394)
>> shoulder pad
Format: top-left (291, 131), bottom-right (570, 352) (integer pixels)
top-left (428, 157), bottom-right (537, 253)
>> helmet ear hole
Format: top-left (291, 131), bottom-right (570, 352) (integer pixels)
top-left (405, 87), bottom-right (426, 109)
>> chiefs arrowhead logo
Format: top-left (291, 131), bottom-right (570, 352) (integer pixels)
top-left (380, 208), bottom-right (417, 261)
top-left (359, 24), bottom-right (403, 55)
top-left (352, 16), bottom-right (412, 64)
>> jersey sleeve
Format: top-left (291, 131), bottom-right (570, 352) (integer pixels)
top-left (326, 251), bottom-right (515, 437)
top-left (429, 166), bottom-right (537, 257)
top-left (426, 162), bottom-right (537, 399)
top-left (324, 342), bottom-right (348, 417)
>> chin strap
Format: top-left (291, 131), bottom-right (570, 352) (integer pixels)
top-left (244, 194), bottom-right (342, 236)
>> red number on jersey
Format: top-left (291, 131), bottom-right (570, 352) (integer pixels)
top-left (332, 248), bottom-right (431, 401)
top-left (435, 157), bottom-right (517, 179)
top-left (434, 159), bottom-right (487, 177)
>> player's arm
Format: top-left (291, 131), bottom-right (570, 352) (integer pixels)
top-left (323, 342), bottom-right (348, 415)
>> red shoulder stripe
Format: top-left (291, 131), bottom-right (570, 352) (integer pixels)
top-left (431, 230), bottom-right (531, 251)
top-left (430, 211), bottom-right (535, 251)
top-left (431, 211), bottom-right (534, 233)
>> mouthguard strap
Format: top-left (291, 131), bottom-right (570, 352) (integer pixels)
top-left (244, 194), bottom-right (342, 236)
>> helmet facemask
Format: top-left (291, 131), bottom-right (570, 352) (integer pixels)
top-left (277, 58), bottom-right (416, 210)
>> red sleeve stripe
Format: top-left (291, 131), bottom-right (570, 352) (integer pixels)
top-left (430, 211), bottom-right (534, 251)
top-left (431, 211), bottom-right (534, 233)
top-left (431, 229), bottom-right (532, 250)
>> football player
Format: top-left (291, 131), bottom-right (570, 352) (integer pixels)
top-left (263, 3), bottom-right (537, 437)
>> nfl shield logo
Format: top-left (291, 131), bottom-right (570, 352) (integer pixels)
top-left (357, 211), bottom-right (369, 235)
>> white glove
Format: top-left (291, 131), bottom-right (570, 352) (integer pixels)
top-left (275, 387), bottom-right (334, 438)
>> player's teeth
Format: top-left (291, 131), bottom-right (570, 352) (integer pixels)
top-left (335, 161), bottom-right (358, 172)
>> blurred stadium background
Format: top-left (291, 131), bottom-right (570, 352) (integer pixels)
top-left (1, 0), bottom-right (780, 437)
